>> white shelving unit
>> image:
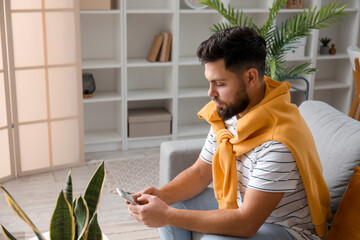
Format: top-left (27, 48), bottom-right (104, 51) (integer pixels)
top-left (80, 0), bottom-right (360, 153)
top-left (80, 0), bottom-right (123, 153)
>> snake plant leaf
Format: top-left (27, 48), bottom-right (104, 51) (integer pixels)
top-left (0, 185), bottom-right (45, 240)
top-left (1, 225), bottom-right (17, 240)
top-left (74, 196), bottom-right (89, 240)
top-left (50, 191), bottom-right (75, 240)
top-left (84, 161), bottom-right (106, 218)
top-left (65, 169), bottom-right (73, 206)
top-left (84, 213), bottom-right (102, 240)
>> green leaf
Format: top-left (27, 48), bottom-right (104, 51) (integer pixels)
top-left (65, 169), bottom-right (73, 208)
top-left (84, 214), bottom-right (102, 240)
top-left (0, 185), bottom-right (45, 240)
top-left (84, 161), bottom-right (106, 219)
top-left (259, 0), bottom-right (287, 38)
top-left (200, 0), bottom-right (254, 31)
top-left (50, 191), bottom-right (75, 240)
top-left (1, 225), bottom-right (17, 240)
top-left (74, 196), bottom-right (89, 240)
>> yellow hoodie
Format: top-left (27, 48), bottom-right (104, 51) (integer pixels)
top-left (198, 76), bottom-right (331, 237)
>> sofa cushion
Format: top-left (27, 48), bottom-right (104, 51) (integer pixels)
top-left (299, 100), bottom-right (360, 216)
top-left (325, 166), bottom-right (360, 240)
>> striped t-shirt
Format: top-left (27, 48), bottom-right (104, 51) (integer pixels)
top-left (200, 116), bottom-right (320, 240)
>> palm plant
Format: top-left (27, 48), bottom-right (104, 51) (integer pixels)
top-left (0, 161), bottom-right (106, 240)
top-left (200, 0), bottom-right (347, 81)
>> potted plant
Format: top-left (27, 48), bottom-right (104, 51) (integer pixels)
top-left (0, 161), bottom-right (108, 240)
top-left (200, 0), bottom-right (347, 81)
top-left (319, 37), bottom-right (332, 55)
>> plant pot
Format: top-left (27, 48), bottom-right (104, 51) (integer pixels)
top-left (28, 231), bottom-right (109, 240)
top-left (320, 46), bottom-right (330, 55)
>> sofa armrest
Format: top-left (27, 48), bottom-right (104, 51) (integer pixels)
top-left (159, 138), bottom-right (204, 187)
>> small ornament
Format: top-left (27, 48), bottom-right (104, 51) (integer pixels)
top-left (82, 73), bottom-right (96, 98)
top-left (286, 0), bottom-right (304, 9)
top-left (329, 43), bottom-right (336, 55)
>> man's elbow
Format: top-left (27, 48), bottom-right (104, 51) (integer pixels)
top-left (233, 221), bottom-right (262, 238)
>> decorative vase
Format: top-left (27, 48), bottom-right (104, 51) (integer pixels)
top-left (184, 0), bottom-right (207, 9)
top-left (82, 72), bottom-right (96, 98)
top-left (329, 43), bottom-right (336, 55)
top-left (320, 46), bottom-right (330, 55)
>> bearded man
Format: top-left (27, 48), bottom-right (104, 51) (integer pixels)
top-left (127, 27), bottom-right (331, 240)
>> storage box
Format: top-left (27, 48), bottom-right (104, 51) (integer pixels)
top-left (284, 37), bottom-right (306, 59)
top-left (128, 108), bottom-right (172, 138)
top-left (80, 0), bottom-right (111, 10)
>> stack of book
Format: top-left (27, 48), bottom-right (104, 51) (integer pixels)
top-left (146, 31), bottom-right (172, 62)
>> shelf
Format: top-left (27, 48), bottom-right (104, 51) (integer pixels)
top-left (127, 58), bottom-right (173, 67)
top-left (127, 9), bottom-right (174, 14)
top-left (344, 8), bottom-right (359, 13)
top-left (83, 91), bottom-right (121, 103)
top-left (180, 9), bottom-right (218, 14)
top-left (82, 59), bottom-right (121, 69)
top-left (84, 130), bottom-right (122, 144)
top-left (127, 89), bottom-right (172, 101)
top-left (285, 56), bottom-right (312, 61)
top-left (178, 123), bottom-right (209, 137)
top-left (279, 9), bottom-right (310, 13)
top-left (127, 134), bottom-right (172, 141)
top-left (126, 135), bottom-right (173, 149)
top-left (80, 10), bottom-right (121, 15)
top-left (314, 80), bottom-right (351, 90)
top-left (316, 53), bottom-right (348, 60)
top-left (178, 87), bottom-right (208, 98)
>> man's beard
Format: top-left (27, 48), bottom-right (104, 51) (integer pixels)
top-left (215, 89), bottom-right (250, 121)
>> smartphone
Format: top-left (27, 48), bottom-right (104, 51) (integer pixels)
top-left (116, 188), bottom-right (138, 205)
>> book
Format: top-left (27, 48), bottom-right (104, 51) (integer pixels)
top-left (159, 31), bottom-right (172, 62)
top-left (146, 34), bottom-right (164, 62)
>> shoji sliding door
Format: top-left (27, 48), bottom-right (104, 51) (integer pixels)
top-left (0, 1), bottom-right (15, 182)
top-left (1, 0), bottom-right (84, 179)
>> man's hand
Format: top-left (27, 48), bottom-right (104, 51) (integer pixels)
top-left (128, 194), bottom-right (171, 228)
top-left (131, 186), bottom-right (163, 205)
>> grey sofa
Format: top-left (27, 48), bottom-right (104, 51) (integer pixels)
top-left (159, 100), bottom-right (360, 237)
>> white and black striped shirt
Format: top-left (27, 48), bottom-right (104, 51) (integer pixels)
top-left (200, 116), bottom-right (320, 240)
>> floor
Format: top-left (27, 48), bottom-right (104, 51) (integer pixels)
top-left (0, 148), bottom-right (161, 240)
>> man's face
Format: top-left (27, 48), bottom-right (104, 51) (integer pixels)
top-left (205, 60), bottom-right (250, 120)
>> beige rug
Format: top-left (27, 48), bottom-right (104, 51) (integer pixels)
top-left (102, 154), bottom-right (160, 194)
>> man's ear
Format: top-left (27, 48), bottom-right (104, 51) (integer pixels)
top-left (246, 68), bottom-right (259, 87)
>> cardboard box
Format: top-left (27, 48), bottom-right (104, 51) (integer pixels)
top-left (286, 0), bottom-right (304, 9)
top-left (128, 108), bottom-right (172, 138)
top-left (80, 0), bottom-right (111, 10)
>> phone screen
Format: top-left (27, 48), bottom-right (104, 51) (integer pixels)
top-left (116, 188), bottom-right (138, 205)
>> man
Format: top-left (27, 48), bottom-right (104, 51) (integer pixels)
top-left (127, 27), bottom-right (331, 240)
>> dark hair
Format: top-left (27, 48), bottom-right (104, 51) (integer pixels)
top-left (196, 27), bottom-right (266, 77)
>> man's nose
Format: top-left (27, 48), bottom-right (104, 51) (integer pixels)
top-left (208, 85), bottom-right (217, 98)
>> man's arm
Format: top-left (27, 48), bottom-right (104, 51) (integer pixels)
top-left (133, 157), bottom-right (212, 205)
top-left (159, 157), bottom-right (213, 205)
top-left (129, 188), bottom-right (284, 238)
